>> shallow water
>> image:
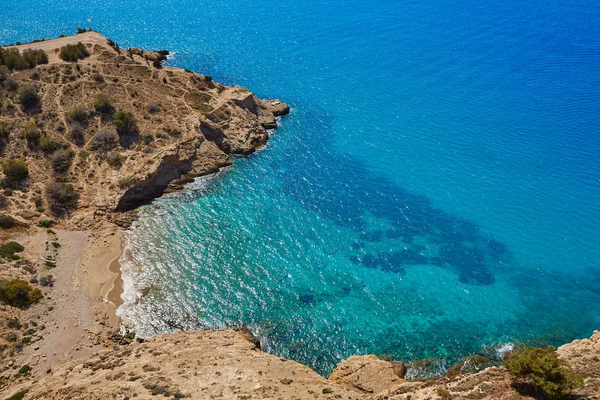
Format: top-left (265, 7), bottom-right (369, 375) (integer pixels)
top-left (3, 0), bottom-right (600, 375)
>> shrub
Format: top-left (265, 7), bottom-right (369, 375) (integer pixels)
top-left (0, 215), bottom-right (17, 229)
top-left (5, 389), bottom-right (29, 400)
top-left (18, 364), bottom-right (31, 375)
top-left (93, 94), bottom-right (114, 114)
top-left (18, 84), bottom-right (39, 109)
top-left (46, 182), bottom-right (79, 215)
top-left (113, 110), bottom-right (136, 135)
top-left (141, 133), bottom-right (154, 145)
top-left (92, 73), bottom-right (104, 83)
top-left (0, 242), bottom-right (24, 260)
top-left (3, 159), bottom-right (29, 181)
top-left (67, 106), bottom-right (89, 123)
top-left (147, 103), bottom-right (160, 114)
top-left (50, 149), bottom-right (74, 172)
top-left (29, 68), bottom-right (40, 80)
top-left (0, 280), bottom-right (40, 308)
top-left (68, 122), bottom-right (85, 145)
top-left (90, 129), bottom-right (118, 152)
top-left (0, 121), bottom-right (9, 143)
top-left (0, 194), bottom-right (9, 209)
top-left (38, 219), bottom-right (54, 228)
top-left (0, 65), bottom-right (9, 81)
top-left (25, 123), bottom-right (41, 148)
top-left (106, 152), bottom-right (124, 168)
top-left (39, 135), bottom-right (66, 154)
top-left (22, 49), bottom-right (48, 67)
top-left (4, 75), bottom-right (19, 91)
top-left (504, 346), bottom-right (584, 400)
top-left (59, 42), bottom-right (90, 62)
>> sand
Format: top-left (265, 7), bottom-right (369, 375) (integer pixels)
top-left (14, 225), bottom-right (124, 375)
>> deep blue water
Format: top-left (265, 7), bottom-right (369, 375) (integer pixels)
top-left (3, 0), bottom-right (600, 375)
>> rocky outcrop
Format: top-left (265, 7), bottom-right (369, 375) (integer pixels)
top-left (329, 355), bottom-right (406, 394)
top-left (10, 330), bottom-right (365, 400)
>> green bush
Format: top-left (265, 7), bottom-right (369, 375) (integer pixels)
top-left (18, 364), bottom-right (31, 375)
top-left (0, 65), bottom-right (9, 81)
top-left (5, 389), bottom-right (29, 400)
top-left (0, 215), bottom-right (17, 229)
top-left (113, 110), bottom-right (137, 135)
top-left (39, 135), bottom-right (66, 154)
top-left (106, 152), bottom-right (124, 168)
top-left (0, 47), bottom-right (47, 71)
top-left (0, 280), bottom-right (40, 308)
top-left (59, 42), bottom-right (90, 62)
top-left (93, 94), bottom-right (114, 114)
top-left (0, 241), bottom-right (24, 260)
top-left (2, 159), bottom-right (29, 181)
top-left (18, 84), bottom-right (40, 109)
top-left (67, 106), bottom-right (89, 123)
top-left (38, 219), bottom-right (54, 228)
top-left (504, 346), bottom-right (584, 400)
top-left (46, 182), bottom-right (79, 215)
top-left (21, 49), bottom-right (48, 68)
top-left (25, 123), bottom-right (41, 148)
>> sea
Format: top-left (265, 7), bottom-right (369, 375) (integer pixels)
top-left (2, 0), bottom-right (600, 376)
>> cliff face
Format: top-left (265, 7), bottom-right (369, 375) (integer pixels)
top-left (4, 330), bottom-right (600, 400)
top-left (0, 31), bottom-right (289, 226)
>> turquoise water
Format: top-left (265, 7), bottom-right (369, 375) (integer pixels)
top-left (3, 0), bottom-right (600, 375)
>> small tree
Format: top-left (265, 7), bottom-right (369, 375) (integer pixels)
top-left (0, 279), bottom-right (42, 308)
top-left (24, 123), bottom-right (41, 148)
top-left (59, 42), bottom-right (90, 62)
top-left (67, 106), bottom-right (89, 123)
top-left (89, 129), bottom-right (119, 152)
top-left (68, 122), bottom-right (85, 145)
top-left (113, 110), bottom-right (136, 135)
top-left (2, 160), bottom-right (29, 182)
top-left (4, 76), bottom-right (19, 92)
top-left (50, 150), bottom-right (74, 173)
top-left (504, 346), bottom-right (584, 400)
top-left (93, 94), bottom-right (114, 114)
top-left (18, 84), bottom-right (39, 110)
top-left (46, 182), bottom-right (79, 215)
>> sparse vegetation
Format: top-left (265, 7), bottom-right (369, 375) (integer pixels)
top-left (59, 42), bottom-right (90, 62)
top-left (436, 386), bottom-right (452, 399)
top-left (46, 182), bottom-right (79, 215)
top-left (0, 279), bottom-right (41, 308)
top-left (90, 129), bottom-right (119, 152)
top-left (504, 346), bottom-right (584, 400)
top-left (2, 159), bottom-right (29, 182)
top-left (113, 110), bottom-right (137, 135)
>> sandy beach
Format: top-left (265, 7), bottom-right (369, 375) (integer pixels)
top-left (12, 225), bottom-right (124, 375)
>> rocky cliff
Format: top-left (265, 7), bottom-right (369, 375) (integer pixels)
top-left (3, 329), bottom-right (600, 399)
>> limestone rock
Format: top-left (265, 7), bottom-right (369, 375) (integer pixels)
top-left (329, 355), bottom-right (406, 394)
